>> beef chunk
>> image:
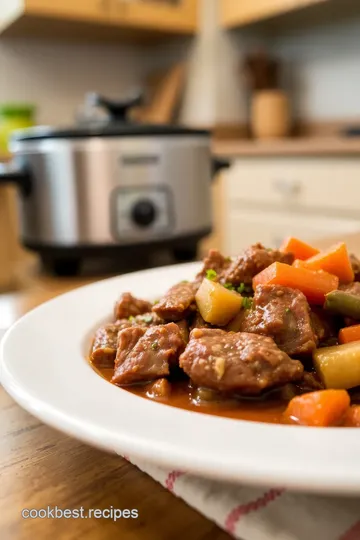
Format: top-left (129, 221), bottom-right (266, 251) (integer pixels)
top-left (91, 320), bottom-right (131, 368)
top-left (176, 319), bottom-right (190, 344)
top-left (310, 307), bottom-right (339, 346)
top-left (132, 312), bottom-right (164, 326)
top-left (112, 323), bottom-right (185, 385)
top-left (190, 312), bottom-right (212, 331)
top-left (310, 311), bottom-right (326, 344)
top-left (92, 312), bottom-right (165, 368)
top-left (222, 243), bottom-right (293, 286)
top-left (179, 328), bottom-right (303, 394)
top-left (153, 281), bottom-right (197, 321)
top-left (350, 254), bottom-right (360, 281)
top-left (298, 371), bottom-right (324, 392)
top-left (238, 285), bottom-right (316, 356)
top-left (114, 292), bottom-right (152, 321)
top-left (339, 281), bottom-right (360, 296)
top-left (337, 282), bottom-right (360, 327)
top-left (195, 249), bottom-right (231, 282)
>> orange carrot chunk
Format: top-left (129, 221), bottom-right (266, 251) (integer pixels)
top-left (339, 324), bottom-right (360, 344)
top-left (292, 259), bottom-right (309, 269)
top-left (304, 242), bottom-right (354, 283)
top-left (252, 262), bottom-right (339, 305)
top-left (280, 237), bottom-right (319, 260)
top-left (343, 405), bottom-right (360, 427)
top-left (284, 390), bottom-right (350, 427)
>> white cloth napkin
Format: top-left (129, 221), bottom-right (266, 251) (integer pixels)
top-left (123, 455), bottom-right (360, 540)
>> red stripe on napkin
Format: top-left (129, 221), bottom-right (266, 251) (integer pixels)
top-left (340, 520), bottom-right (360, 540)
top-left (225, 488), bottom-right (285, 535)
top-left (165, 470), bottom-right (184, 492)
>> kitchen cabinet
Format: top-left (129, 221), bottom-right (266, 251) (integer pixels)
top-left (0, 0), bottom-right (198, 41)
top-left (220, 0), bottom-right (327, 28)
top-left (111, 0), bottom-right (198, 34)
top-left (225, 209), bottom-right (360, 255)
top-left (222, 157), bottom-right (360, 255)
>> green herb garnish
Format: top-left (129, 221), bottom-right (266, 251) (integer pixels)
top-left (206, 269), bottom-right (217, 281)
top-left (285, 307), bottom-right (291, 313)
top-left (225, 256), bottom-right (232, 262)
top-left (223, 282), bottom-right (235, 290)
top-left (142, 314), bottom-right (153, 324)
top-left (151, 341), bottom-right (159, 351)
top-left (237, 283), bottom-right (245, 294)
top-left (242, 297), bottom-right (253, 310)
top-left (128, 316), bottom-right (135, 322)
top-left (180, 280), bottom-right (189, 284)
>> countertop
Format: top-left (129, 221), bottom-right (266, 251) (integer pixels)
top-left (212, 136), bottom-right (360, 158)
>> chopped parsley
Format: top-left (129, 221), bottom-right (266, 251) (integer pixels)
top-left (285, 307), bottom-right (291, 313)
top-left (141, 314), bottom-right (153, 324)
top-left (223, 282), bottom-right (235, 290)
top-left (242, 297), bottom-right (253, 310)
top-left (206, 269), bottom-right (217, 281)
top-left (180, 280), bottom-right (189, 284)
top-left (128, 316), bottom-right (135, 322)
top-left (151, 341), bottom-right (159, 351)
top-left (237, 283), bottom-right (252, 294)
top-left (225, 256), bottom-right (232, 262)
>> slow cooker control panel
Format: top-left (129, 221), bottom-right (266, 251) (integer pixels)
top-left (131, 199), bottom-right (157, 227)
top-left (111, 186), bottom-right (172, 239)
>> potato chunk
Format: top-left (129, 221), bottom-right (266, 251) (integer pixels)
top-left (195, 278), bottom-right (243, 326)
top-left (313, 342), bottom-right (360, 390)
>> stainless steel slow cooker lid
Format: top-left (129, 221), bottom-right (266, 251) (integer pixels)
top-left (11, 92), bottom-right (210, 142)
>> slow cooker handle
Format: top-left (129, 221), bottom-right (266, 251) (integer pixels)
top-left (88, 91), bottom-right (143, 122)
top-left (0, 162), bottom-right (32, 196)
top-left (212, 158), bottom-right (230, 179)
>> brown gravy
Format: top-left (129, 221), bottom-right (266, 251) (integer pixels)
top-left (96, 366), bottom-right (288, 425)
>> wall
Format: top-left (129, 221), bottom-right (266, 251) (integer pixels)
top-left (0, 38), bottom-right (150, 125)
top-left (0, 1), bottom-right (261, 130)
top-left (177, 4), bottom-right (360, 126)
top-left (2, 4), bottom-right (359, 130)
top-left (270, 18), bottom-right (360, 121)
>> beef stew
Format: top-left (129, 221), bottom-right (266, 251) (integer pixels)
top-left (90, 239), bottom-right (360, 428)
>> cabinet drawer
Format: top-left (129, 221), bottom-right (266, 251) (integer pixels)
top-left (226, 158), bottom-right (360, 215)
top-left (224, 208), bottom-right (360, 255)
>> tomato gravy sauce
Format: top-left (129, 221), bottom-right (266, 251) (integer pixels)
top-left (96, 366), bottom-right (288, 425)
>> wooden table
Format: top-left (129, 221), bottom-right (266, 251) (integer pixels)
top-left (0, 274), bottom-right (230, 540)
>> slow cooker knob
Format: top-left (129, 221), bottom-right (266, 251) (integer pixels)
top-left (131, 199), bottom-right (157, 227)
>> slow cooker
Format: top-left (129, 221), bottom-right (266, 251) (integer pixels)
top-left (0, 94), bottom-right (228, 275)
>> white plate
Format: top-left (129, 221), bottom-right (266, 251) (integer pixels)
top-left (2, 262), bottom-right (360, 496)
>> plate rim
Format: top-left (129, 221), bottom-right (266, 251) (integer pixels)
top-left (2, 261), bottom-right (360, 496)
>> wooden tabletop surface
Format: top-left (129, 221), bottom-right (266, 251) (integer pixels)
top-left (0, 273), bottom-right (231, 540)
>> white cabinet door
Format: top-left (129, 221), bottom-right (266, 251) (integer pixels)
top-left (224, 208), bottom-right (360, 255)
top-left (225, 158), bottom-right (360, 216)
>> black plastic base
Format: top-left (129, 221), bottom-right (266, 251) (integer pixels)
top-left (23, 229), bottom-right (211, 277)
